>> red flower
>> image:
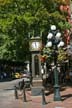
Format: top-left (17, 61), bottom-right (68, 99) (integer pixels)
top-left (40, 55), bottom-right (47, 62)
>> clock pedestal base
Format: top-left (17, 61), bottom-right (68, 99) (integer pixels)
top-left (31, 78), bottom-right (43, 96)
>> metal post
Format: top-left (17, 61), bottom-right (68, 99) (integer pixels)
top-left (45, 25), bottom-right (63, 101)
top-left (23, 86), bottom-right (27, 102)
top-left (53, 47), bottom-right (61, 101)
top-left (42, 88), bottom-right (46, 105)
top-left (54, 66), bottom-right (61, 101)
top-left (14, 86), bottom-right (18, 99)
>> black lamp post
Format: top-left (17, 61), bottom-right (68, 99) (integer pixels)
top-left (46, 25), bottom-right (64, 101)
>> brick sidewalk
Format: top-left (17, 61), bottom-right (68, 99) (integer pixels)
top-left (0, 86), bottom-right (72, 108)
top-left (25, 86), bottom-right (72, 108)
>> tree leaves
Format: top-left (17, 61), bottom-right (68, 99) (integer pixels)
top-left (0, 0), bottom-right (71, 61)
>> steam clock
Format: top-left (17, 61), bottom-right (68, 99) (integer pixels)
top-left (29, 36), bottom-right (42, 96)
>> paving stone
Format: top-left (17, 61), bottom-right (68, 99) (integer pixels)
top-left (0, 86), bottom-right (72, 108)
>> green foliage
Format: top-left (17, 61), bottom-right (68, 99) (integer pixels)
top-left (58, 48), bottom-right (68, 63)
top-left (58, 21), bottom-right (72, 30)
top-left (42, 47), bottom-right (68, 64)
top-left (42, 47), bottom-right (53, 63)
top-left (0, 0), bottom-right (71, 61)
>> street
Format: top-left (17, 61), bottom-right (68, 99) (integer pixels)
top-left (0, 78), bottom-right (30, 108)
top-left (0, 78), bottom-right (21, 102)
top-left (0, 78), bottom-right (25, 90)
top-left (0, 79), bottom-right (72, 108)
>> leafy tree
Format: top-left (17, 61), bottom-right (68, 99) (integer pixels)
top-left (0, 0), bottom-right (71, 61)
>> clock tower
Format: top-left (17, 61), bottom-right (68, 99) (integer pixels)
top-left (29, 36), bottom-right (43, 96)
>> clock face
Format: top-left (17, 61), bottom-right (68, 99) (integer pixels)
top-left (31, 42), bottom-right (40, 49)
top-left (29, 37), bottom-right (42, 51)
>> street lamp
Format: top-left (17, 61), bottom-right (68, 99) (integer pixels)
top-left (46, 25), bottom-right (64, 101)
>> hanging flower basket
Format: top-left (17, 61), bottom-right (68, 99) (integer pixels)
top-left (40, 55), bottom-right (47, 63)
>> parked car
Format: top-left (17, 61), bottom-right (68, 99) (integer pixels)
top-left (12, 72), bottom-right (21, 79)
top-left (21, 70), bottom-right (30, 78)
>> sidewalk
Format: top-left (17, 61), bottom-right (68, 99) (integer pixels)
top-left (26, 86), bottom-right (72, 108)
top-left (0, 85), bottom-right (72, 108)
